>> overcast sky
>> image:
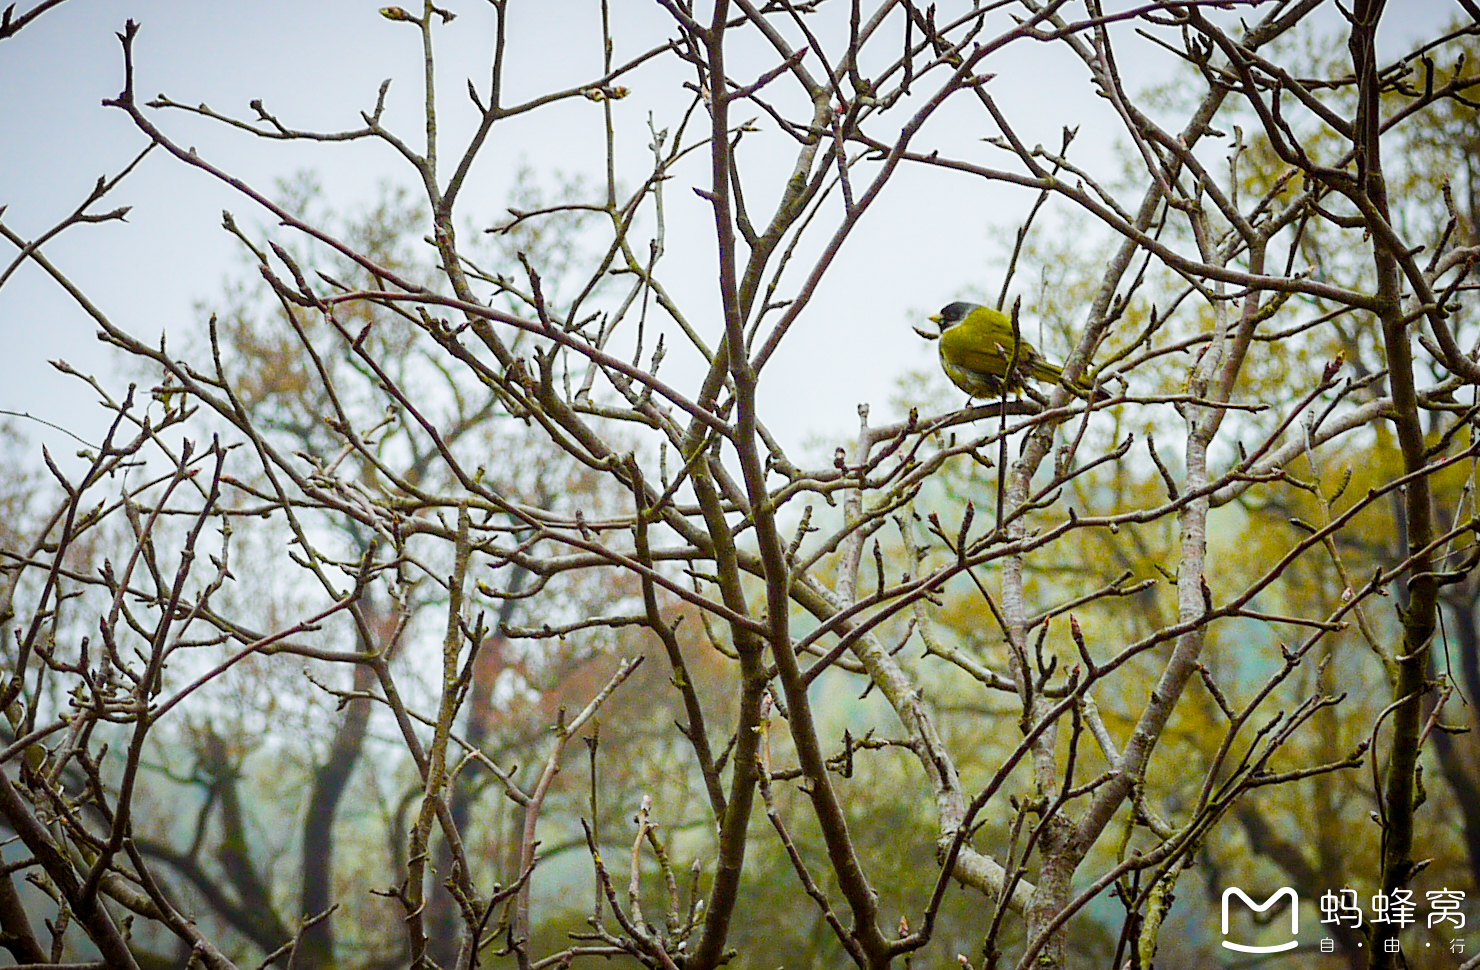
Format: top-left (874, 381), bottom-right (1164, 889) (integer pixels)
top-left (0, 0), bottom-right (1468, 469)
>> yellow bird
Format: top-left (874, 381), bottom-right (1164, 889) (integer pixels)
top-left (916, 302), bottom-right (1108, 402)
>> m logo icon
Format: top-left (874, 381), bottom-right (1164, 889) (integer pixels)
top-left (1222, 887), bottom-right (1299, 953)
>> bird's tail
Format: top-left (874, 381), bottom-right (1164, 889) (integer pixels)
top-left (1030, 359), bottom-right (1111, 402)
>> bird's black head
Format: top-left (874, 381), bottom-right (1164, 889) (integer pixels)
top-left (935, 302), bottom-right (978, 326)
top-left (915, 301), bottom-right (980, 340)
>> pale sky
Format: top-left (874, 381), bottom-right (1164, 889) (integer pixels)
top-left (0, 0), bottom-right (1466, 468)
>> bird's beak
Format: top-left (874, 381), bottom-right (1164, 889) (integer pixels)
top-left (914, 314), bottom-right (943, 340)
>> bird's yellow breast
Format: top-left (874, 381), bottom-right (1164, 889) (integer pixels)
top-left (937, 312), bottom-right (1044, 396)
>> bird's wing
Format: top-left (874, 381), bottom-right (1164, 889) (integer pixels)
top-left (940, 325), bottom-right (1037, 375)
